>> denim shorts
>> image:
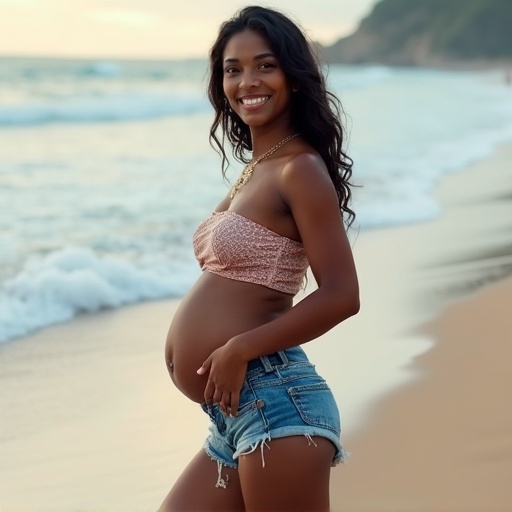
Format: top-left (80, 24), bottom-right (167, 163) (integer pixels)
top-left (201, 346), bottom-right (349, 476)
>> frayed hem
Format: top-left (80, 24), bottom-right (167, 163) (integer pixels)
top-left (201, 444), bottom-right (237, 489)
top-left (234, 432), bottom-right (350, 468)
top-left (332, 448), bottom-right (351, 467)
top-left (235, 433), bottom-right (272, 468)
top-left (202, 441), bottom-right (237, 469)
top-left (242, 427), bottom-right (348, 467)
top-left (214, 459), bottom-right (229, 489)
top-left (202, 441), bottom-right (237, 490)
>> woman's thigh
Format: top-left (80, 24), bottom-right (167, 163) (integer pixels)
top-left (158, 450), bottom-right (245, 512)
top-left (238, 435), bottom-right (335, 512)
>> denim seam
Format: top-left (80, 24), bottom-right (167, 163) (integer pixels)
top-left (245, 361), bottom-right (314, 380)
top-left (288, 382), bottom-right (330, 393)
top-left (250, 373), bottom-right (323, 390)
top-left (248, 379), bottom-right (270, 431)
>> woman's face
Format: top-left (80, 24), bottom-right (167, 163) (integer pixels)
top-left (222, 29), bottom-right (292, 130)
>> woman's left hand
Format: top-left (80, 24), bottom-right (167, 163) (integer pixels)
top-left (197, 342), bottom-right (248, 417)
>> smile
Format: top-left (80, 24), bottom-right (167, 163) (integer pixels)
top-left (239, 96), bottom-right (270, 106)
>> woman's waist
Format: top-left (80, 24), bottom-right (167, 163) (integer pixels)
top-left (201, 347), bottom-right (323, 418)
top-left (245, 346), bottom-right (315, 381)
top-left (167, 344), bottom-right (311, 404)
top-left (187, 271), bottom-right (294, 308)
top-left (166, 335), bottom-right (312, 405)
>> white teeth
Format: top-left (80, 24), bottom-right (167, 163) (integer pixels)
top-left (241, 96), bottom-right (269, 105)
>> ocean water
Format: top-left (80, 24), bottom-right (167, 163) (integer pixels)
top-left (1, 56), bottom-right (511, 342)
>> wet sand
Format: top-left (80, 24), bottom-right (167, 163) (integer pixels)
top-left (331, 276), bottom-right (512, 512)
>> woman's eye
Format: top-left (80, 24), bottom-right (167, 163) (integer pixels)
top-left (224, 67), bottom-right (238, 74)
top-left (259, 62), bottom-right (275, 70)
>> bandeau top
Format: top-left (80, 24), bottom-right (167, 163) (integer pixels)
top-left (193, 210), bottom-right (309, 295)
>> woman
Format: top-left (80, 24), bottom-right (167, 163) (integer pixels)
top-left (159, 6), bottom-right (359, 512)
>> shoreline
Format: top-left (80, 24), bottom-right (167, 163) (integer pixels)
top-left (0, 140), bottom-right (511, 510)
top-left (329, 141), bottom-right (512, 510)
top-left (331, 276), bottom-right (512, 512)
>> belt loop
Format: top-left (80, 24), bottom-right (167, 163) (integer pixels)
top-left (259, 355), bottom-right (274, 372)
top-left (277, 350), bottom-right (289, 366)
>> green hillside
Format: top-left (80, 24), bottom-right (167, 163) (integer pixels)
top-left (324, 0), bottom-right (512, 66)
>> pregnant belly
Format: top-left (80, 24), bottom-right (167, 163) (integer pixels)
top-left (165, 272), bottom-right (291, 403)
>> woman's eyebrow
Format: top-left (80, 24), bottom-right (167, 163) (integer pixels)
top-left (223, 52), bottom-right (276, 63)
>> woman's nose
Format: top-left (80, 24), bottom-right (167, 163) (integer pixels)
top-left (239, 70), bottom-right (261, 89)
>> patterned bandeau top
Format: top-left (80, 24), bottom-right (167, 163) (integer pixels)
top-left (193, 210), bottom-right (309, 295)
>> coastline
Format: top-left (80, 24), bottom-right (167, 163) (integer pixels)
top-left (0, 141), bottom-right (511, 510)
top-left (331, 276), bottom-right (512, 512)
top-left (329, 141), bottom-right (512, 511)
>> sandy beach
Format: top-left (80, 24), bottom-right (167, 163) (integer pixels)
top-left (331, 276), bottom-right (512, 512)
top-left (1, 142), bottom-right (511, 511)
top-left (328, 143), bottom-right (512, 511)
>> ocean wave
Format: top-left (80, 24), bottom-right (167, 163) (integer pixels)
top-left (328, 64), bottom-right (393, 90)
top-left (0, 247), bottom-right (190, 342)
top-left (0, 92), bottom-right (210, 126)
top-left (82, 61), bottom-right (124, 77)
top-left (0, 56), bottom-right (207, 82)
top-left (356, 118), bottom-right (512, 230)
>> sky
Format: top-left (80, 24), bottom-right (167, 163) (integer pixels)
top-left (0, 0), bottom-right (380, 59)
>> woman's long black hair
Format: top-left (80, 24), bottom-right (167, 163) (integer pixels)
top-left (208, 6), bottom-right (355, 226)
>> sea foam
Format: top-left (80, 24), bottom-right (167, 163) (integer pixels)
top-left (0, 247), bottom-right (187, 342)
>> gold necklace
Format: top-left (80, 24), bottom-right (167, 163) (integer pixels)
top-left (230, 133), bottom-right (299, 199)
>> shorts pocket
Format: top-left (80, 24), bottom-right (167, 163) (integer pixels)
top-left (287, 382), bottom-right (341, 436)
top-left (236, 398), bottom-right (260, 418)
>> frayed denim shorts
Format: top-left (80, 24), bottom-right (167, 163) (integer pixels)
top-left (201, 346), bottom-right (349, 479)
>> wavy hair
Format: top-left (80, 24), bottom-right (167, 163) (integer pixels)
top-left (208, 5), bottom-right (355, 226)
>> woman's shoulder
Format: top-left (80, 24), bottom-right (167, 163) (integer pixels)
top-left (280, 149), bottom-right (332, 191)
top-left (283, 148), bottom-right (324, 171)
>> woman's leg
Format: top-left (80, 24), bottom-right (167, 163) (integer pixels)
top-left (238, 436), bottom-right (335, 512)
top-left (158, 450), bottom-right (245, 512)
